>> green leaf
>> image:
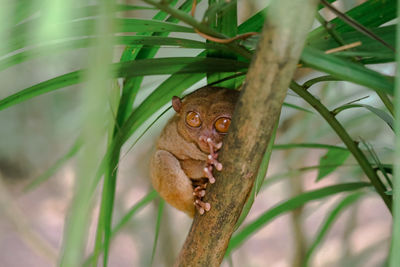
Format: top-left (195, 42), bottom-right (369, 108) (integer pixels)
top-left (117, 57), bottom-right (249, 78)
top-left (141, 0), bottom-right (251, 59)
top-left (94, 73), bottom-right (205, 266)
top-left (0, 57), bottom-right (248, 111)
top-left (203, 1), bottom-right (233, 25)
top-left (83, 190), bottom-right (158, 266)
top-left (0, 71), bottom-right (82, 111)
top-left (70, 4), bottom-right (156, 19)
top-left (282, 102), bottom-right (313, 113)
top-left (317, 148), bottom-right (351, 181)
top-left (360, 140), bottom-right (392, 189)
top-left (113, 190), bottom-right (159, 234)
top-left (273, 143), bottom-right (347, 151)
top-left (301, 46), bottom-right (394, 95)
top-left (92, 106), bottom-right (173, 193)
top-left (117, 73), bottom-right (206, 145)
top-left (308, 25), bottom-right (395, 54)
top-left (304, 192), bottom-right (364, 266)
top-left (236, 0), bottom-right (334, 34)
top-left (389, 0), bottom-right (400, 261)
top-left (308, 0), bottom-right (397, 40)
top-left (333, 104), bottom-right (394, 131)
top-left (302, 75), bottom-right (341, 89)
top-left (92, 3), bottom-right (199, 262)
top-left (115, 18), bottom-right (194, 33)
top-left (119, 0), bottom-right (179, 63)
top-left (151, 199), bottom-right (165, 265)
top-left (0, 36), bottom-right (228, 72)
top-left (307, 25), bottom-right (395, 64)
top-left (262, 164), bottom-right (362, 192)
top-left (243, 25), bottom-right (396, 65)
top-left (4, 18), bottom-right (194, 56)
top-left (226, 182), bottom-right (371, 255)
top-left (120, 107), bottom-right (173, 165)
top-left (24, 138), bottom-right (82, 192)
top-left (237, 8), bottom-right (265, 34)
top-left (9, 3), bottom-right (155, 28)
top-left (206, 0), bottom-right (238, 88)
top-left (10, 0), bottom-right (40, 26)
top-left (290, 81), bottom-right (392, 209)
top-left (381, 164), bottom-right (393, 175)
top-left (59, 2), bottom-right (116, 265)
top-left (116, 0), bottom-right (194, 125)
top-left (235, 121), bottom-right (277, 229)
top-left (303, 0), bottom-right (396, 65)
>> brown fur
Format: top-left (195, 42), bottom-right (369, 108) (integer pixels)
top-left (150, 86), bottom-right (239, 216)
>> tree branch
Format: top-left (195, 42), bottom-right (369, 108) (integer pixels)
top-left (174, 0), bottom-right (319, 266)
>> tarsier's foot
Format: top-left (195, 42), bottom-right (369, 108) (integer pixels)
top-left (193, 182), bottom-right (210, 214)
top-left (194, 199), bottom-right (211, 215)
top-left (193, 182), bottom-right (207, 197)
top-left (203, 165), bottom-right (216, 184)
top-left (196, 137), bottom-right (224, 215)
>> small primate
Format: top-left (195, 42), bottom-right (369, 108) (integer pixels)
top-left (150, 87), bottom-right (239, 217)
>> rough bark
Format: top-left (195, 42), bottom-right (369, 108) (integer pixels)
top-left (175, 0), bottom-right (319, 266)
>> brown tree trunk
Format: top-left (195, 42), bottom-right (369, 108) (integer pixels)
top-left (175, 0), bottom-right (319, 266)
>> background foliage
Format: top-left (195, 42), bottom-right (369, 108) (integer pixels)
top-left (0, 0), bottom-right (397, 266)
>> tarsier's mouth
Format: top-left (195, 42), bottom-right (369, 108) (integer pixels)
top-left (198, 136), bottom-right (222, 155)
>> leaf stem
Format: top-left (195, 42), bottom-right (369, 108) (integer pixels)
top-left (290, 81), bottom-right (392, 211)
top-left (376, 91), bottom-right (395, 116)
top-left (315, 12), bottom-right (346, 47)
top-left (321, 0), bottom-right (396, 52)
top-left (141, 0), bottom-right (252, 59)
top-left (320, 0), bottom-right (395, 52)
top-left (301, 75), bottom-right (340, 89)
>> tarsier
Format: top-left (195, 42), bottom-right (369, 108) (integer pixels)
top-left (150, 86), bottom-right (239, 217)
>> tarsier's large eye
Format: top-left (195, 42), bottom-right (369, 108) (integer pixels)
top-left (214, 117), bottom-right (231, 133)
top-left (185, 111), bottom-right (202, 128)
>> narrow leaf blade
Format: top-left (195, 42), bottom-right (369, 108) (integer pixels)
top-left (226, 182), bottom-right (371, 255)
top-left (317, 148), bottom-right (351, 181)
top-left (301, 46), bottom-right (394, 95)
top-left (304, 192), bottom-right (364, 266)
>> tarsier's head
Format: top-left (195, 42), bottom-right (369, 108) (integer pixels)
top-left (172, 86), bottom-right (240, 154)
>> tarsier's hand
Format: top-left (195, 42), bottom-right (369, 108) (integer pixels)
top-left (202, 137), bottom-right (223, 184)
top-left (193, 137), bottom-right (223, 215)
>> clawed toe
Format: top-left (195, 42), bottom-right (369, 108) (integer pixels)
top-left (203, 167), bottom-right (216, 184)
top-left (193, 189), bottom-right (206, 197)
top-left (195, 199), bottom-right (211, 213)
top-left (195, 137), bottom-right (224, 215)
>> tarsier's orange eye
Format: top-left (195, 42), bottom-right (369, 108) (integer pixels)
top-left (214, 117), bottom-right (231, 133)
top-left (186, 111), bottom-right (202, 127)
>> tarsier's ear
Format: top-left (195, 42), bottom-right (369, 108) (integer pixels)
top-left (172, 96), bottom-right (182, 113)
